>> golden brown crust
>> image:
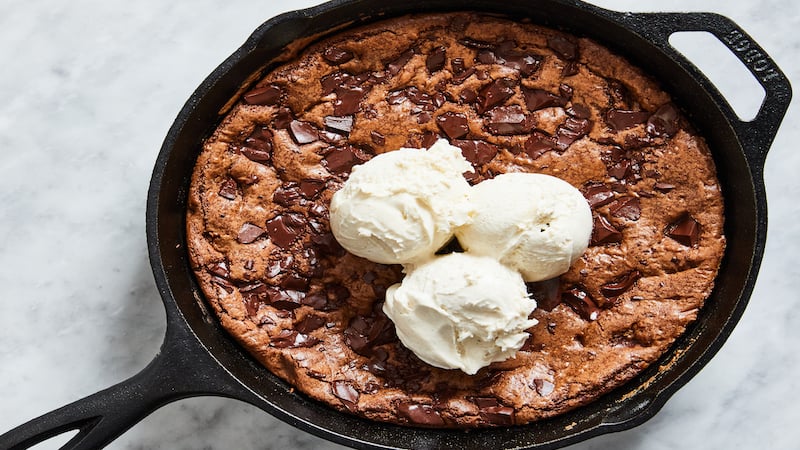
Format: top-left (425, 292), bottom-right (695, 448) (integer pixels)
top-left (185, 13), bottom-right (725, 427)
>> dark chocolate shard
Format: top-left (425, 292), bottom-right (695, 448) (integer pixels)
top-left (207, 261), bottom-right (230, 279)
top-left (436, 111), bottom-right (470, 139)
top-left (527, 278), bottom-right (562, 311)
top-left (218, 178), bottom-right (238, 200)
top-left (268, 288), bottom-right (306, 310)
top-left (591, 215), bottom-right (623, 245)
top-left (265, 215), bottom-right (302, 248)
top-left (334, 86), bottom-right (368, 116)
top-left (566, 104), bottom-right (591, 120)
top-left (323, 46), bottom-right (355, 65)
top-left (387, 48), bottom-right (415, 75)
top-left (370, 130), bottom-right (385, 146)
top-left (480, 405), bottom-right (515, 425)
top-left (332, 380), bottom-right (360, 410)
top-left (532, 379), bottom-right (555, 396)
top-left (324, 115), bottom-right (354, 135)
top-left (647, 102), bottom-right (681, 137)
top-left (237, 223), bottom-right (265, 244)
top-left (426, 46), bottom-right (446, 73)
top-left (523, 88), bottom-right (569, 111)
top-left (397, 403), bottom-right (445, 426)
top-left (485, 105), bottom-right (534, 135)
top-left (279, 273), bottom-right (309, 292)
top-left (452, 139), bottom-right (499, 166)
top-left (654, 182), bottom-right (676, 193)
top-left (477, 78), bottom-right (517, 113)
top-left (288, 120), bottom-right (319, 144)
top-left (270, 329), bottom-right (319, 348)
top-left (609, 196), bottom-right (641, 221)
top-left (562, 287), bottom-right (601, 321)
top-left (523, 132), bottom-right (559, 159)
top-left (547, 36), bottom-right (578, 60)
top-left (582, 182), bottom-right (615, 208)
top-left (272, 184), bottom-right (302, 207)
top-left (556, 117), bottom-right (592, 150)
top-left (296, 314), bottom-right (327, 334)
top-left (243, 84), bottom-right (283, 106)
top-left (600, 270), bottom-right (642, 299)
top-left (606, 109), bottom-right (651, 131)
top-left (299, 179), bottom-right (326, 198)
top-left (667, 214), bottom-right (701, 246)
top-left (323, 145), bottom-right (370, 174)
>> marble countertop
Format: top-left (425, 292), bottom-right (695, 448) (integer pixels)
top-left (0, 1), bottom-right (796, 449)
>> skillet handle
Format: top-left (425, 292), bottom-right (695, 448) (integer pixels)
top-left (618, 11), bottom-right (792, 175)
top-left (0, 323), bottom-right (250, 450)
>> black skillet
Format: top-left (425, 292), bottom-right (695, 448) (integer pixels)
top-left (0, 0), bottom-right (791, 449)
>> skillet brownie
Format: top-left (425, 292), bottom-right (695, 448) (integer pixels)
top-left (186, 13), bottom-right (725, 427)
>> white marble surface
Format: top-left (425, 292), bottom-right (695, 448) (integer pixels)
top-left (0, 1), bottom-right (796, 449)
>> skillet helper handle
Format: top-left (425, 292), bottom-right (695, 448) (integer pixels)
top-left (0, 324), bottom-right (248, 450)
top-left (620, 11), bottom-right (791, 174)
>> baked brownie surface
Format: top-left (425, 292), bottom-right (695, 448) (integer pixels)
top-left (186, 13), bottom-right (725, 427)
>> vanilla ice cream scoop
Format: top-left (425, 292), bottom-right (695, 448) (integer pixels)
top-left (330, 140), bottom-right (474, 264)
top-left (383, 253), bottom-right (537, 375)
top-left (455, 172), bottom-right (592, 282)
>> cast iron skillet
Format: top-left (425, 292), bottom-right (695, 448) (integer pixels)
top-left (0, 1), bottom-right (791, 449)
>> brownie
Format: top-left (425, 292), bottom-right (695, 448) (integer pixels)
top-left (185, 13), bottom-right (725, 427)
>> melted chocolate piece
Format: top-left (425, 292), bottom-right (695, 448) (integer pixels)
top-left (218, 178), bottom-right (238, 200)
top-left (591, 215), bottom-right (623, 245)
top-left (265, 215), bottom-right (302, 248)
top-left (453, 139), bottom-right (499, 166)
top-left (323, 46), bottom-right (355, 65)
top-left (270, 329), bottom-right (319, 349)
top-left (243, 84), bottom-right (283, 106)
top-left (268, 288), bottom-right (306, 310)
top-left (609, 196), bottom-right (641, 221)
top-left (299, 179), bottom-right (325, 199)
top-left (289, 120), bottom-right (320, 144)
top-left (654, 182), bottom-right (676, 193)
top-left (323, 145), bottom-right (370, 174)
top-left (387, 48), bottom-right (416, 75)
top-left (583, 182), bottom-right (615, 208)
top-left (485, 105), bottom-right (534, 135)
top-left (555, 117), bottom-right (592, 150)
top-left (324, 115), bottom-right (354, 135)
top-left (600, 270), bottom-right (642, 299)
top-left (667, 214), bottom-right (701, 246)
top-left (476, 78), bottom-right (517, 113)
top-left (523, 132), bottom-right (559, 159)
top-left (436, 111), bottom-right (469, 139)
top-left (527, 278), bottom-right (562, 311)
top-left (343, 308), bottom-right (396, 357)
top-left (370, 130), bottom-right (385, 146)
top-left (562, 287), bottom-right (601, 321)
top-left (397, 403), bottom-right (445, 426)
top-left (296, 313), bottom-right (326, 333)
top-left (523, 88), bottom-right (569, 111)
top-left (532, 379), bottom-right (555, 396)
top-left (606, 109), bottom-right (651, 131)
top-left (207, 261), bottom-right (230, 279)
top-left (547, 36), bottom-right (578, 60)
top-left (311, 232), bottom-right (345, 257)
top-left (647, 103), bottom-right (681, 137)
top-left (237, 223), bottom-right (265, 244)
top-left (332, 380), bottom-right (360, 410)
top-left (272, 184), bottom-right (302, 207)
top-left (334, 86), bottom-right (368, 116)
top-left (426, 46), bottom-right (446, 73)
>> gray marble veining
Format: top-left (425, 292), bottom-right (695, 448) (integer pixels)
top-left (0, 1), bottom-right (797, 449)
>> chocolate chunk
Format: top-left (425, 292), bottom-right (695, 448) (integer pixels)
top-left (296, 314), bottom-right (327, 334)
top-left (239, 145), bottom-right (272, 164)
top-left (266, 255), bottom-right (293, 278)
top-left (288, 120), bottom-right (319, 144)
top-left (207, 261), bottom-right (230, 279)
top-left (324, 115), bottom-right (354, 135)
top-left (272, 107), bottom-right (293, 129)
top-left (667, 214), bottom-right (700, 246)
top-left (496, 47), bottom-right (541, 77)
top-left (426, 46), bottom-right (446, 73)
top-left (270, 329), bottom-right (319, 349)
top-left (566, 104), bottom-right (591, 120)
top-left (451, 57), bottom-right (467, 74)
top-left (453, 139), bottom-right (499, 166)
top-left (240, 283), bottom-right (268, 315)
top-left (397, 403), bottom-right (445, 426)
top-left (237, 223), bottom-right (265, 244)
top-left (459, 37), bottom-right (495, 49)
top-left (370, 130), bottom-right (385, 146)
top-left (243, 84), bottom-right (283, 106)
top-left (265, 215), bottom-right (302, 248)
top-left (323, 46), bottom-right (355, 65)
top-left (480, 405), bottom-right (515, 425)
top-left (420, 131), bottom-right (440, 149)
top-left (301, 292), bottom-right (328, 310)
top-left (654, 182), bottom-right (676, 193)
top-left (609, 196), bottom-right (641, 221)
top-left (556, 117), bottom-right (592, 149)
top-left (366, 348), bottom-right (389, 374)
top-left (325, 283), bottom-right (351, 303)
top-left (334, 86), bottom-right (367, 116)
top-left (452, 67), bottom-right (476, 85)
top-left (523, 88), bottom-right (569, 111)
top-left (272, 184), bottom-right (302, 207)
top-left (211, 276), bottom-right (234, 294)
top-left (606, 109), bottom-right (651, 131)
top-left (332, 380), bottom-right (360, 410)
top-left (239, 127), bottom-right (273, 163)
top-left (387, 48), bottom-right (415, 75)
top-left (592, 215), bottom-right (623, 245)
top-left (607, 158), bottom-right (631, 180)
top-left (218, 178), bottom-right (238, 200)
top-left (320, 70), bottom-right (349, 95)
top-left (527, 278), bottom-right (562, 311)
top-left (562, 61), bottom-right (580, 77)
top-left (268, 288), bottom-right (306, 310)
top-left (524, 132), bottom-right (559, 159)
top-left (562, 287), bottom-right (600, 321)
top-left (280, 274), bottom-right (309, 291)
top-left (601, 270), bottom-right (642, 299)
top-left (647, 103), bottom-right (680, 137)
top-left (547, 36), bottom-right (578, 60)
top-left (323, 145), bottom-right (370, 174)
top-left (485, 105), bottom-right (534, 135)
top-left (436, 111), bottom-right (469, 139)
top-left (298, 179), bottom-right (325, 198)
top-left (583, 182), bottom-right (615, 208)
top-left (532, 379), bottom-right (555, 396)
top-left (477, 78), bottom-right (517, 113)
top-left (311, 232), bottom-right (345, 256)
